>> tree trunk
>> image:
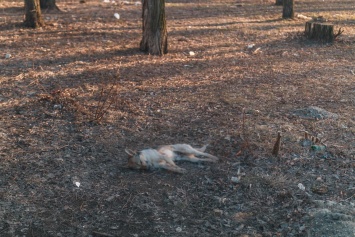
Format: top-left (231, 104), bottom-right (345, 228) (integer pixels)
top-left (40, 0), bottom-right (60, 11)
top-left (275, 0), bottom-right (283, 6)
top-left (282, 0), bottom-right (294, 19)
top-left (24, 0), bottom-right (44, 28)
top-left (140, 0), bottom-right (168, 56)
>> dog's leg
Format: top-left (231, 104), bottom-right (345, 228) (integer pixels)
top-left (172, 144), bottom-right (219, 161)
top-left (158, 160), bottom-right (186, 173)
top-left (191, 150), bottom-right (218, 161)
top-left (178, 155), bottom-right (217, 163)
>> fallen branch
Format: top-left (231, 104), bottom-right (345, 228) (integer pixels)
top-left (92, 231), bottom-right (115, 237)
top-left (334, 27), bottom-right (344, 39)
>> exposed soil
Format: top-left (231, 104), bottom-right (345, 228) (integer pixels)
top-left (0, 0), bottom-right (354, 236)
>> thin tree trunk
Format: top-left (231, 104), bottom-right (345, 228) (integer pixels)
top-left (40, 0), bottom-right (60, 11)
top-left (282, 0), bottom-right (294, 19)
top-left (140, 0), bottom-right (168, 56)
top-left (24, 0), bottom-right (44, 28)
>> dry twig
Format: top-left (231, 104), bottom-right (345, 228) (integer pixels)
top-left (92, 231), bottom-right (115, 237)
top-left (272, 132), bottom-right (282, 157)
top-left (92, 84), bottom-right (117, 124)
top-left (237, 108), bottom-right (253, 157)
top-left (334, 27), bottom-right (344, 39)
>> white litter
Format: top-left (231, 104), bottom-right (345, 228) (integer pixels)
top-left (224, 135), bottom-right (231, 141)
top-left (114, 13), bottom-right (120, 19)
top-left (5, 53), bottom-right (11, 59)
top-left (247, 44), bottom-right (255, 49)
top-left (296, 14), bottom-right (312, 20)
top-left (75, 182), bottom-right (81, 187)
top-left (189, 51), bottom-right (195, 56)
top-left (298, 183), bottom-right (305, 191)
top-left (231, 176), bottom-right (240, 183)
top-left (53, 104), bottom-right (62, 109)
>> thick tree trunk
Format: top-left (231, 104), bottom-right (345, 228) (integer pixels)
top-left (282, 0), bottom-right (294, 19)
top-left (140, 0), bottom-right (168, 56)
top-left (275, 0), bottom-right (283, 6)
top-left (40, 0), bottom-right (60, 11)
top-left (24, 0), bottom-right (44, 28)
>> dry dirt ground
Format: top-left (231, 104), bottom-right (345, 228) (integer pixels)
top-left (0, 0), bottom-right (355, 236)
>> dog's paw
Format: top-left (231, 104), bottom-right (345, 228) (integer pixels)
top-left (203, 159), bottom-right (217, 163)
top-left (178, 168), bottom-right (187, 174)
top-left (166, 166), bottom-right (187, 174)
top-left (209, 157), bottom-right (219, 162)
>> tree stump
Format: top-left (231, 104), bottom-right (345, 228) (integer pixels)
top-left (305, 21), bottom-right (335, 42)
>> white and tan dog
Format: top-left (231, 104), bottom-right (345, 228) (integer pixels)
top-left (125, 144), bottom-right (218, 173)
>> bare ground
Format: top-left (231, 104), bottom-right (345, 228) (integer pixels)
top-left (0, 0), bottom-right (354, 236)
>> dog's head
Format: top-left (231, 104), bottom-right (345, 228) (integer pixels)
top-left (125, 149), bottom-right (146, 170)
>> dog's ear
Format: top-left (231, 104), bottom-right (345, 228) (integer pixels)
top-left (125, 149), bottom-right (136, 157)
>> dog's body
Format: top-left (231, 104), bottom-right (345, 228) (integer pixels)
top-left (125, 144), bottom-right (218, 173)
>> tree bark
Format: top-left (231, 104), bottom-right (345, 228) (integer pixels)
top-left (282, 0), bottom-right (294, 19)
top-left (40, 0), bottom-right (60, 11)
top-left (305, 21), bottom-right (335, 42)
top-left (24, 0), bottom-right (44, 28)
top-left (140, 0), bottom-right (168, 56)
top-left (275, 0), bottom-right (283, 6)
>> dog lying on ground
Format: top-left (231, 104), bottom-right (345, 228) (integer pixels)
top-left (125, 144), bottom-right (218, 173)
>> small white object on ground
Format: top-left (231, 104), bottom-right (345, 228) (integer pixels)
top-left (75, 182), bottom-right (81, 187)
top-left (231, 176), bottom-right (240, 183)
top-left (114, 13), bottom-right (120, 19)
top-left (189, 51), bottom-right (195, 56)
top-left (298, 183), bottom-right (305, 191)
top-left (296, 14), bottom-right (312, 20)
top-left (5, 53), bottom-right (11, 59)
top-left (53, 104), bottom-right (62, 109)
top-left (214, 209), bottom-right (223, 216)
